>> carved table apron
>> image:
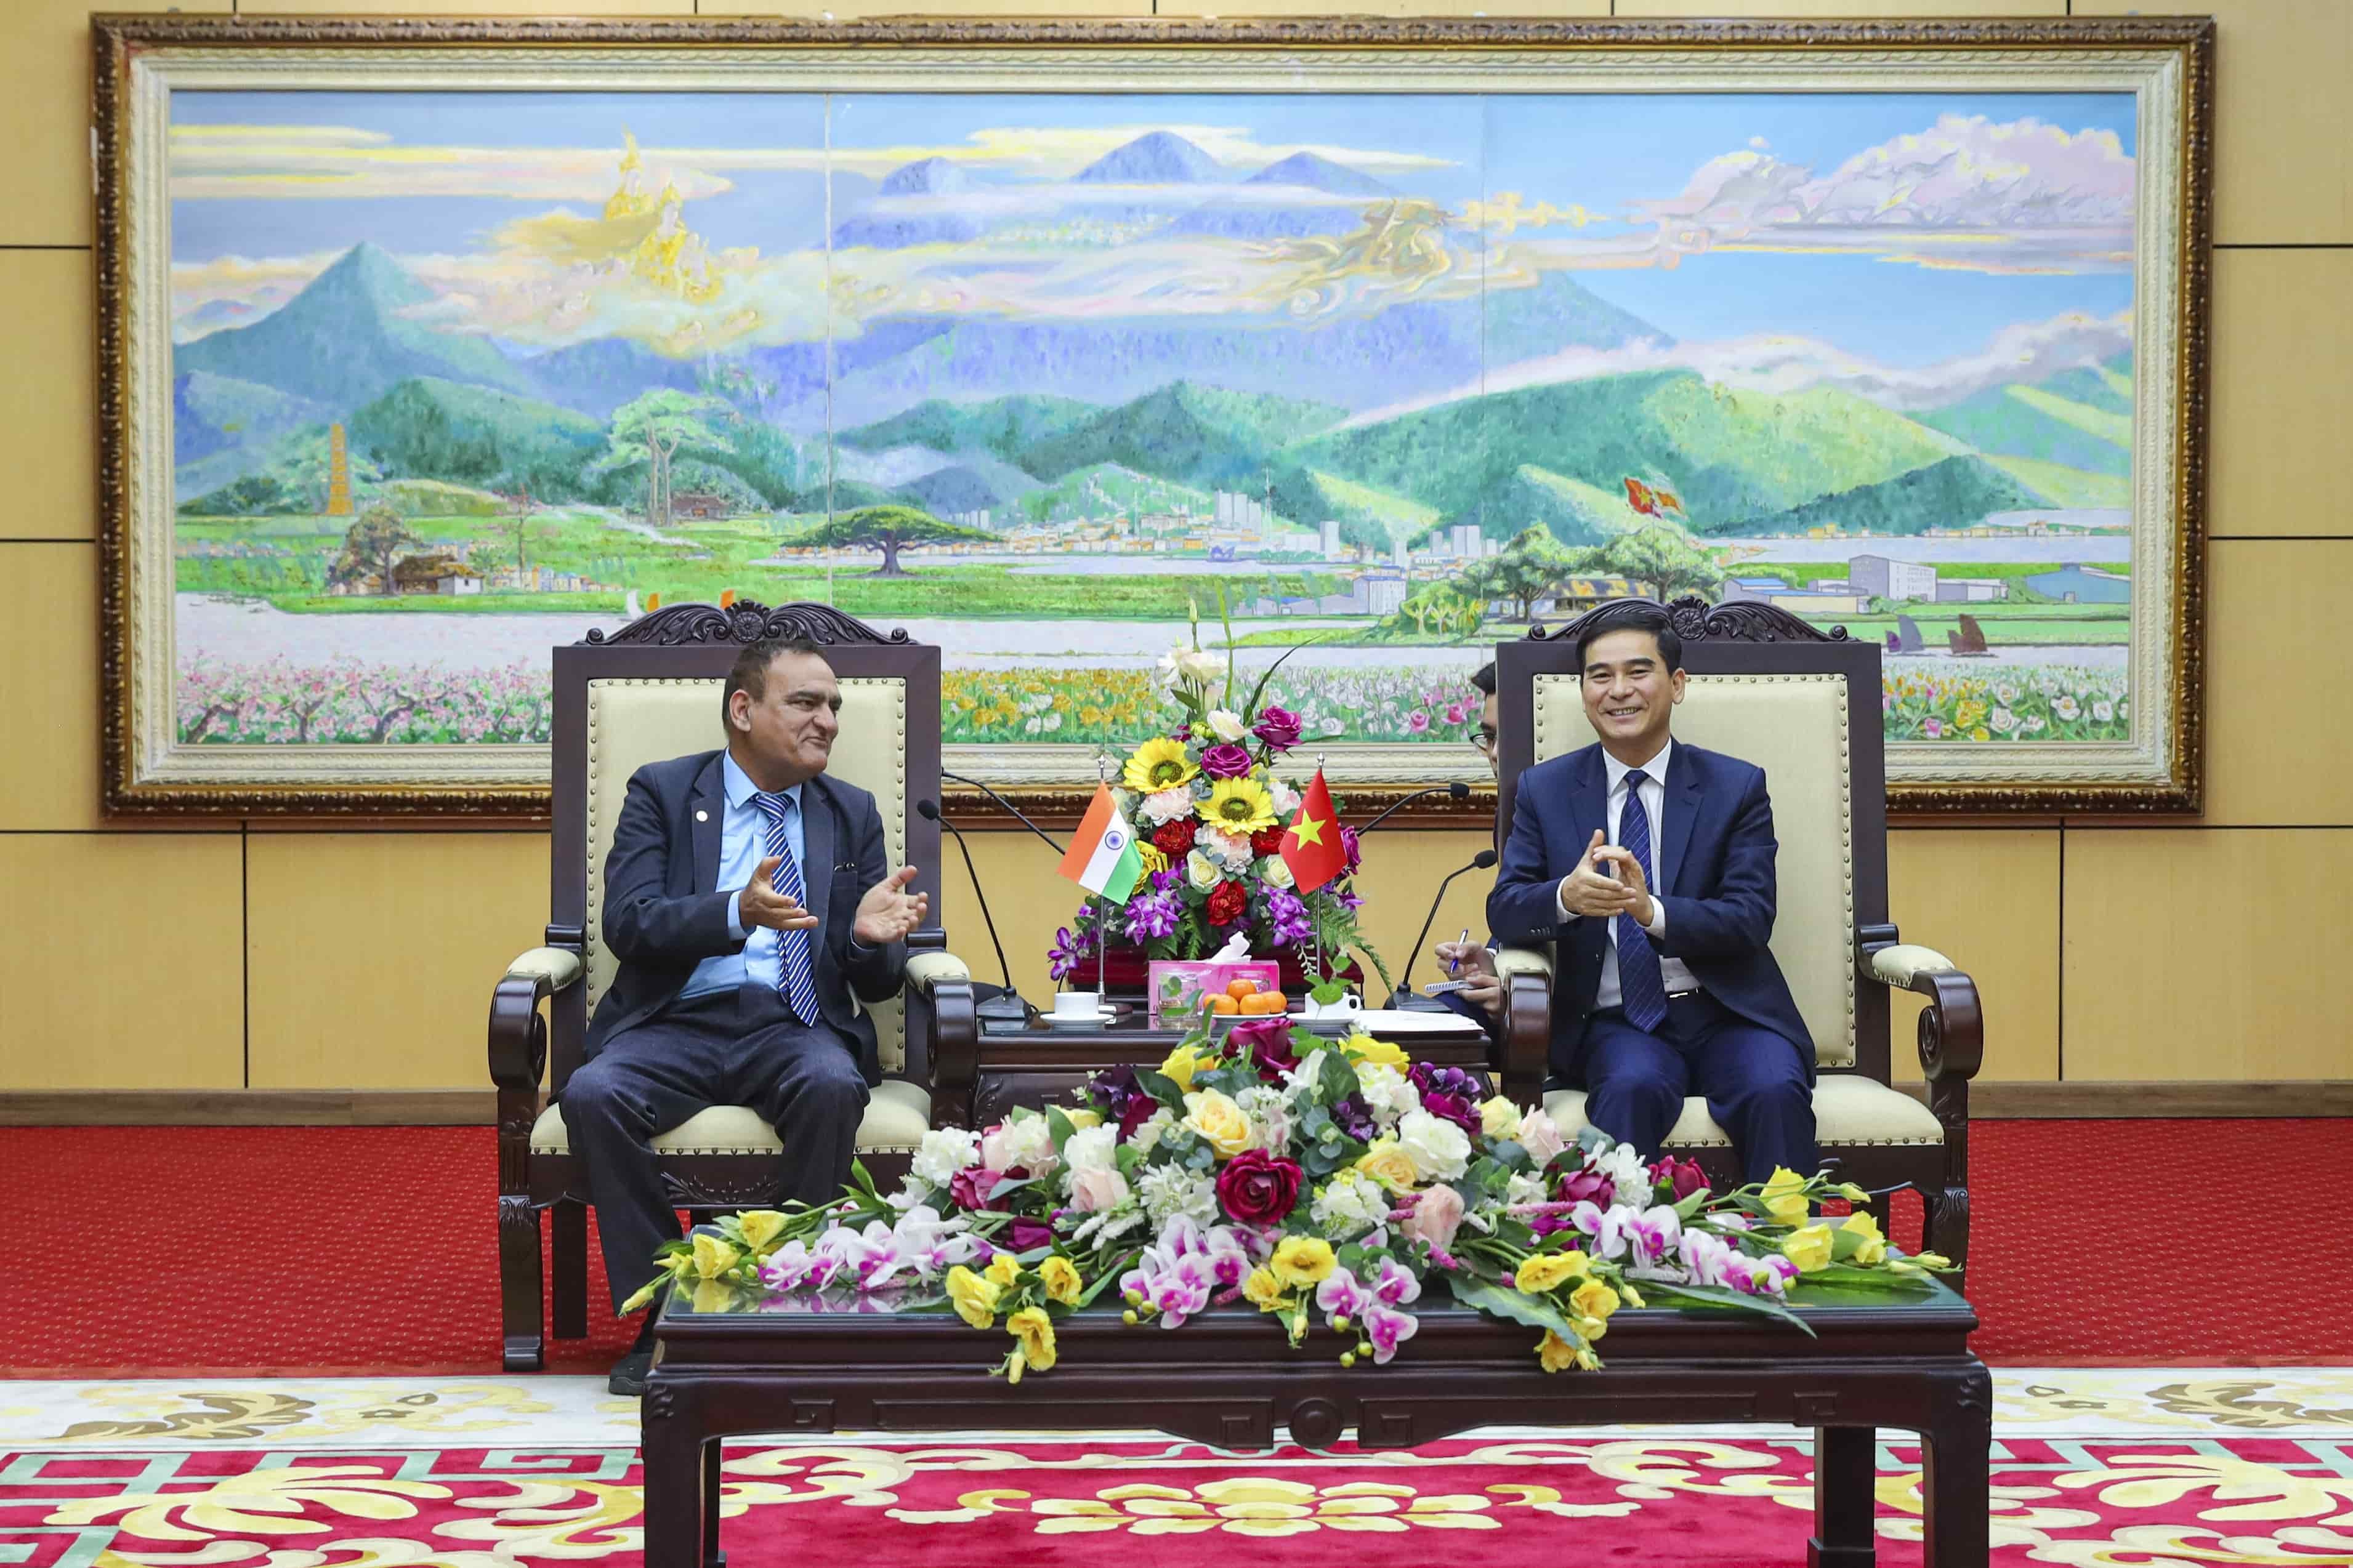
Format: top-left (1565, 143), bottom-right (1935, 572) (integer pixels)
top-left (642, 1282), bottom-right (1987, 1568)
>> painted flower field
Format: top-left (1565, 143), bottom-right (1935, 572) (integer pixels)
top-left (1883, 667), bottom-right (2131, 744)
top-left (943, 668), bottom-right (1489, 746)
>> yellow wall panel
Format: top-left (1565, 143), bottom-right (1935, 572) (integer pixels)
top-left (1156, 0), bottom-right (1601, 15)
top-left (239, 0), bottom-right (692, 13)
top-left (2062, 829), bottom-right (2353, 1082)
top-left (708, 0), bottom-right (1153, 14)
top-left (1622, 0), bottom-right (2056, 15)
top-left (2209, 251), bottom-right (2353, 539)
top-left (0, 251), bottom-right (95, 541)
top-left (245, 832), bottom-right (549, 1090)
top-left (1886, 829), bottom-right (2059, 1085)
top-left (0, 0), bottom-right (230, 248)
top-left (2077, 0), bottom-right (2352, 246)
top-left (2202, 541), bottom-right (2353, 829)
top-left (0, 545), bottom-right (102, 832)
top-left (0, 834), bottom-right (244, 1089)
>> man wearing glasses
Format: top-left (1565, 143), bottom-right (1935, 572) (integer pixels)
top-left (1430, 661), bottom-right (1506, 1020)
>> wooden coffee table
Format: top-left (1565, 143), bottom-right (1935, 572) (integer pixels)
top-left (642, 1276), bottom-right (1988, 1567)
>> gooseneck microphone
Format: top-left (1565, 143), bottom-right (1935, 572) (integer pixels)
top-left (1393, 848), bottom-right (1501, 1005)
top-left (916, 799), bottom-right (1032, 1026)
top-left (941, 770), bottom-right (1070, 857)
top-left (1354, 778), bottom-right (1472, 837)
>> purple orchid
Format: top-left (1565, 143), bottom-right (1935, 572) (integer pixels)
top-left (1315, 1268), bottom-right (1373, 1325)
top-left (1124, 888), bottom-right (1182, 943)
top-left (1361, 1302), bottom-right (1420, 1364)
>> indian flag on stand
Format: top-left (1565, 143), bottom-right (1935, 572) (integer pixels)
top-left (1058, 783), bottom-right (1145, 903)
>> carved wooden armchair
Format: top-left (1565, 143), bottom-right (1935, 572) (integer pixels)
top-left (488, 601), bottom-right (979, 1371)
top-left (1492, 597), bottom-right (1981, 1280)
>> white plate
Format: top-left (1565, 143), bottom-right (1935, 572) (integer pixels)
top-left (1044, 1008), bottom-right (1117, 1029)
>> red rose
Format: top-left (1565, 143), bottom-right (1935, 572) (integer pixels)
top-left (1153, 818), bottom-right (1198, 858)
top-left (1229, 1016), bottom-right (1301, 1080)
top-left (1250, 826), bottom-right (1285, 856)
top-left (1206, 880), bottom-right (1248, 927)
top-left (1215, 1148), bottom-right (1305, 1225)
top-left (1647, 1155), bottom-right (1709, 1201)
top-left (950, 1163), bottom-right (1022, 1212)
top-left (1556, 1168), bottom-right (1616, 1209)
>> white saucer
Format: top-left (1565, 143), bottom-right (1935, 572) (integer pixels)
top-left (1044, 1008), bottom-right (1116, 1029)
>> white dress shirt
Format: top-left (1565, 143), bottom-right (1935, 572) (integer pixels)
top-left (1557, 738), bottom-right (1701, 1007)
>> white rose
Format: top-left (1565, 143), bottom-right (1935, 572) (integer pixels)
top-left (1355, 1062), bottom-right (1421, 1126)
top-left (1207, 709), bottom-right (1248, 742)
top-left (980, 1114), bottom-right (1057, 1176)
top-left (1186, 849), bottom-right (1221, 890)
top-left (1068, 1165), bottom-right (1131, 1214)
top-left (1395, 1109), bottom-right (1472, 1183)
top-left (1269, 779), bottom-right (1302, 816)
top-left (1260, 854), bottom-right (1294, 889)
top-left (911, 1127), bottom-right (980, 1188)
top-left (1063, 1124), bottom-right (1118, 1177)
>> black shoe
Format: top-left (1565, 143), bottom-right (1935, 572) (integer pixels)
top-left (608, 1349), bottom-right (654, 1397)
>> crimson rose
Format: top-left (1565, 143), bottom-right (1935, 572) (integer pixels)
top-left (1229, 1016), bottom-right (1300, 1080)
top-left (1206, 880), bottom-right (1248, 926)
top-left (1004, 1216), bottom-right (1057, 1252)
top-left (1556, 1168), bottom-right (1616, 1208)
top-left (1253, 706), bottom-right (1304, 751)
top-left (1647, 1155), bottom-right (1709, 1201)
top-left (1215, 1148), bottom-right (1304, 1224)
top-left (951, 1163), bottom-right (1025, 1212)
top-left (1152, 818), bottom-right (1198, 858)
top-left (1199, 742), bottom-right (1253, 779)
top-left (1250, 826), bottom-right (1286, 856)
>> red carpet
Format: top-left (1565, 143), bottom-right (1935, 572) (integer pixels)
top-left (13, 1435), bottom-right (2353, 1563)
top-left (3, 1120), bottom-right (2349, 1377)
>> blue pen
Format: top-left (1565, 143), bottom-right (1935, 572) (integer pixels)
top-left (1447, 928), bottom-right (1469, 976)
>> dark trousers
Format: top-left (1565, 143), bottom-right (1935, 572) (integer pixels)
top-left (1580, 991), bottom-right (1817, 1183)
top-left (563, 984), bottom-right (869, 1312)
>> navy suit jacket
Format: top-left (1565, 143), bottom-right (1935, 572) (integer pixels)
top-left (586, 749), bottom-right (907, 1084)
top-left (1485, 741), bottom-right (1812, 1085)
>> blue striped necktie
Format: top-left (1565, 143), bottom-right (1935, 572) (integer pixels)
top-left (1614, 768), bottom-right (1669, 1032)
top-left (751, 791), bottom-right (821, 1026)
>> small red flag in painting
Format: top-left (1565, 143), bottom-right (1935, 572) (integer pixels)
top-left (1623, 477), bottom-right (1660, 517)
top-left (1280, 770), bottom-right (1347, 895)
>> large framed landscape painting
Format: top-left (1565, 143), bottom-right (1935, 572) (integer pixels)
top-left (95, 15), bottom-right (2211, 819)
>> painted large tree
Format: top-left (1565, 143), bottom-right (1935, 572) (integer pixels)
top-left (326, 504), bottom-right (419, 597)
top-left (592, 390), bottom-right (730, 531)
top-left (783, 505), bottom-right (995, 576)
top-left (1455, 527), bottom-right (1584, 621)
top-left (1586, 526), bottom-right (1727, 601)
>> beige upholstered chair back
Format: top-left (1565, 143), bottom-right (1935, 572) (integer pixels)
top-left (581, 675), bottom-right (913, 1072)
top-left (1528, 667), bottom-right (1857, 1069)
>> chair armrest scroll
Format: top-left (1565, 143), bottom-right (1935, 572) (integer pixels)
top-left (1493, 944), bottom-right (1553, 1110)
top-left (488, 946), bottom-right (580, 1094)
top-left (1859, 932), bottom-right (1982, 1085)
top-left (906, 949), bottom-right (972, 993)
top-left (900, 929), bottom-right (977, 1124)
top-left (1869, 943), bottom-right (1959, 991)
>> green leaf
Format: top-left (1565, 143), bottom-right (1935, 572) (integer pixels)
top-left (1806, 1261), bottom-right (1937, 1293)
top-left (1638, 1280), bottom-right (1818, 1337)
top-left (1046, 1106), bottom-right (1077, 1158)
top-left (1076, 1253), bottom-right (1137, 1308)
top-left (848, 1158), bottom-right (880, 1201)
top-left (1136, 1069), bottom-right (1182, 1103)
top-left (1239, 631), bottom-right (1335, 730)
top-left (1445, 1271), bottom-right (1581, 1340)
top-left (1318, 1048), bottom-right (1362, 1104)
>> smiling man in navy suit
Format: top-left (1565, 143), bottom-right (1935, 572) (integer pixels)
top-left (1487, 602), bottom-right (1817, 1183)
top-left (565, 637), bottom-right (930, 1394)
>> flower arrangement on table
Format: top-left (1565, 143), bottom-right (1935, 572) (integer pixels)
top-left (1048, 600), bottom-right (1386, 992)
top-left (628, 1015), bottom-right (1951, 1380)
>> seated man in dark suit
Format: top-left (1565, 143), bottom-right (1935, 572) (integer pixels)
top-left (565, 637), bottom-right (929, 1393)
top-left (1486, 603), bottom-right (1816, 1182)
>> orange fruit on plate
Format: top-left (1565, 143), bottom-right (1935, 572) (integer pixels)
top-left (1239, 992), bottom-right (1285, 1015)
top-left (1225, 979), bottom-right (1259, 1000)
top-left (1206, 994), bottom-right (1240, 1015)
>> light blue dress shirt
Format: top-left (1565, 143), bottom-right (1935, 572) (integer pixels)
top-left (680, 753), bottom-right (801, 1000)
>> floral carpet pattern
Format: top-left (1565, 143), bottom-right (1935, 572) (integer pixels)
top-left (6, 1370), bottom-right (2353, 1567)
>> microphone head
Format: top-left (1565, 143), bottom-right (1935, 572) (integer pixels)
top-left (1447, 779), bottom-right (1471, 799)
top-left (915, 798), bottom-right (940, 821)
top-left (1473, 848), bottom-right (1499, 868)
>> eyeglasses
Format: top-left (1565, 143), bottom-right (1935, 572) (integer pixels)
top-left (1470, 733), bottom-right (1498, 757)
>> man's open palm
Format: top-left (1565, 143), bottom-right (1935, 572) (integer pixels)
top-left (854, 866), bottom-right (929, 946)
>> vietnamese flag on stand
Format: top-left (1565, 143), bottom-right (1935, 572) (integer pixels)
top-left (1280, 770), bottom-right (1347, 895)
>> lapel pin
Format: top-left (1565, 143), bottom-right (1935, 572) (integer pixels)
top-left (695, 810), bottom-right (709, 822)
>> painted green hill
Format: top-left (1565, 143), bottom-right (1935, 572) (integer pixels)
top-left (348, 377), bottom-right (605, 501)
top-left (172, 371), bottom-right (333, 499)
top-left (1738, 455), bottom-right (2045, 539)
top-left (1915, 355), bottom-right (2133, 477)
top-left (841, 394), bottom-right (1102, 461)
top-left (1289, 370), bottom-right (1968, 533)
top-left (176, 243), bottom-right (538, 412)
top-left (1017, 380), bottom-right (1348, 489)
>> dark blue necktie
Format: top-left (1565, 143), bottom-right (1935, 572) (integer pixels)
top-left (1614, 768), bottom-right (1669, 1032)
top-left (751, 792), bottom-right (821, 1026)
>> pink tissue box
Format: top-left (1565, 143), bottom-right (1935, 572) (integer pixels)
top-left (1146, 959), bottom-right (1282, 1028)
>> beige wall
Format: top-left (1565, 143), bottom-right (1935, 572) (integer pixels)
top-left (2, 0), bottom-right (2347, 1095)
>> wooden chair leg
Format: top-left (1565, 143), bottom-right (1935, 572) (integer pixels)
top-left (552, 1200), bottom-right (589, 1340)
top-left (1926, 1184), bottom-right (1972, 1296)
top-left (497, 1194), bottom-right (546, 1372)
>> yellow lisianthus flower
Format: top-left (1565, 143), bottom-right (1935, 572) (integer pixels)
top-left (1761, 1167), bottom-right (1812, 1227)
top-left (1780, 1223), bottom-right (1834, 1273)
top-left (1271, 1236), bottom-right (1337, 1290)
top-left (1201, 776), bottom-right (1278, 836)
top-left (1354, 1139), bottom-right (1421, 1192)
top-left (1479, 1096), bottom-right (1523, 1140)
top-left (1839, 1210), bottom-right (1887, 1266)
top-left (1160, 1042), bottom-right (1214, 1092)
top-left (984, 1252), bottom-right (1023, 1289)
top-left (1006, 1306), bottom-right (1058, 1373)
top-left (1062, 1107), bottom-right (1103, 1132)
top-left (1341, 1032), bottom-right (1408, 1070)
top-left (1183, 1088), bottom-right (1256, 1159)
top-left (1569, 1278), bottom-right (1619, 1324)
top-left (945, 1264), bottom-right (1002, 1329)
top-left (692, 1232), bottom-right (742, 1281)
top-left (734, 1210), bottom-right (791, 1254)
top-left (1616, 1281), bottom-right (1645, 1308)
top-left (1514, 1250), bottom-right (1589, 1294)
top-left (1038, 1255), bottom-right (1084, 1306)
top-left (1536, 1329), bottom-right (1578, 1373)
top-left (1576, 1314), bottom-right (1609, 1345)
top-left (1243, 1266), bottom-right (1289, 1311)
top-left (1123, 737), bottom-right (1198, 795)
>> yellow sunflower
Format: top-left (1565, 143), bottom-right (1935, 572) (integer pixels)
top-left (1123, 737), bottom-right (1198, 795)
top-left (1201, 776), bottom-right (1278, 835)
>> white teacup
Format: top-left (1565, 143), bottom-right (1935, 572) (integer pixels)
top-left (1052, 989), bottom-right (1103, 1019)
top-left (1303, 992), bottom-right (1362, 1019)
